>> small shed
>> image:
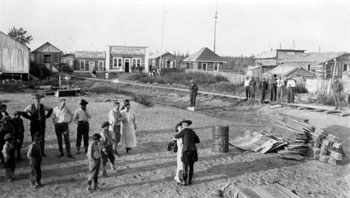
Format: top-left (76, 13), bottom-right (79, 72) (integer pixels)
top-left (0, 31), bottom-right (30, 78)
top-left (184, 47), bottom-right (226, 72)
top-left (149, 52), bottom-right (178, 69)
top-left (31, 42), bottom-right (63, 73)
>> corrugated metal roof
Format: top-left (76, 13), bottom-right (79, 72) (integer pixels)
top-left (183, 47), bottom-right (226, 62)
top-left (0, 30), bottom-right (30, 49)
top-left (254, 50), bottom-right (276, 59)
top-left (149, 52), bottom-right (174, 59)
top-left (265, 65), bottom-right (314, 77)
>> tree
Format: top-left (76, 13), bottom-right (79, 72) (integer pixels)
top-left (7, 26), bottom-right (33, 46)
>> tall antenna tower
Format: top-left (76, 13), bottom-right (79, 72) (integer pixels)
top-left (159, 1), bottom-right (166, 71)
top-left (213, 0), bottom-right (218, 53)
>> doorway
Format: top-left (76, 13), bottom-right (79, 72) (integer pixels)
top-left (124, 58), bottom-right (130, 72)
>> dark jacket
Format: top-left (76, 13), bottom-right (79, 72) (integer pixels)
top-left (259, 80), bottom-right (269, 91)
top-left (174, 128), bottom-right (200, 153)
top-left (189, 83), bottom-right (198, 95)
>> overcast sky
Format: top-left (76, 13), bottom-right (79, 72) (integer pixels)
top-left (1, 0), bottom-right (349, 56)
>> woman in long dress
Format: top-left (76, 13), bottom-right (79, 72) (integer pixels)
top-left (174, 124), bottom-right (183, 184)
top-left (120, 100), bottom-right (137, 153)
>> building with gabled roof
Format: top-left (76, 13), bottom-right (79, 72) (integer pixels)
top-left (264, 65), bottom-right (315, 79)
top-left (149, 52), bottom-right (179, 69)
top-left (31, 42), bottom-right (63, 73)
top-left (183, 47), bottom-right (226, 72)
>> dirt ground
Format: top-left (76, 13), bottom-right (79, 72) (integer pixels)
top-left (0, 84), bottom-right (349, 198)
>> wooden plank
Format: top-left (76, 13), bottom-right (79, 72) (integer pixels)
top-left (340, 112), bottom-right (350, 117)
top-left (326, 110), bottom-right (342, 114)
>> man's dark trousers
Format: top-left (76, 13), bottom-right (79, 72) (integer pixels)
top-left (190, 93), bottom-right (197, 107)
top-left (30, 159), bottom-right (42, 185)
top-left (182, 150), bottom-right (196, 184)
top-left (76, 122), bottom-right (89, 151)
top-left (55, 123), bottom-right (71, 154)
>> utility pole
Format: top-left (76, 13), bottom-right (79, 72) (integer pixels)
top-left (159, 1), bottom-right (166, 72)
top-left (213, 0), bottom-right (218, 53)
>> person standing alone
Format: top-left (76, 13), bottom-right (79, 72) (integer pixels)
top-left (52, 98), bottom-right (74, 158)
top-left (73, 99), bottom-right (91, 154)
top-left (331, 79), bottom-right (343, 110)
top-left (189, 80), bottom-right (198, 108)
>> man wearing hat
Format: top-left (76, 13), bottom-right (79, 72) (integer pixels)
top-left (189, 80), bottom-right (199, 108)
top-left (87, 133), bottom-right (102, 191)
top-left (99, 121), bottom-right (116, 177)
top-left (22, 93), bottom-right (53, 157)
top-left (174, 119), bottom-right (200, 186)
top-left (52, 98), bottom-right (74, 158)
top-left (73, 99), bottom-right (91, 154)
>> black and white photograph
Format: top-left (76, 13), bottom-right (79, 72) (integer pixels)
top-left (0, 0), bottom-right (349, 197)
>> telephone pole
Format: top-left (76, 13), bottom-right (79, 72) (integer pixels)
top-left (213, 0), bottom-right (218, 53)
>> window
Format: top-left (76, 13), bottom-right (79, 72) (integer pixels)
top-left (132, 58), bottom-right (137, 69)
top-left (214, 63), bottom-right (219, 72)
top-left (44, 54), bottom-right (51, 63)
top-left (307, 64), bottom-right (311, 71)
top-left (344, 64), bottom-right (348, 72)
top-left (79, 60), bottom-right (85, 70)
top-left (198, 63), bottom-right (202, 70)
top-left (202, 63), bottom-right (207, 71)
top-left (113, 57), bottom-right (123, 68)
top-left (137, 59), bottom-right (141, 68)
top-left (98, 61), bottom-right (104, 70)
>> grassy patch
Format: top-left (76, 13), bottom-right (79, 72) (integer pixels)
top-left (0, 83), bottom-right (24, 92)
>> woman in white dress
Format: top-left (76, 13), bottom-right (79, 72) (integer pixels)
top-left (174, 124), bottom-right (183, 184)
top-left (120, 100), bottom-right (137, 153)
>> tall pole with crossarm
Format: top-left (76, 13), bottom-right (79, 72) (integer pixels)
top-left (213, 0), bottom-right (218, 53)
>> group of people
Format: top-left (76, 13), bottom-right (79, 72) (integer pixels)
top-left (0, 94), bottom-right (138, 190)
top-left (244, 74), bottom-right (297, 104)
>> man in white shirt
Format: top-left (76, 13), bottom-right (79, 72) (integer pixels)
top-left (286, 77), bottom-right (296, 103)
top-left (73, 99), bottom-right (91, 154)
top-left (108, 101), bottom-right (122, 155)
top-left (276, 76), bottom-right (285, 102)
top-left (52, 98), bottom-right (74, 158)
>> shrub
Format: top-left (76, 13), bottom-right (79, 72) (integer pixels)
top-left (317, 94), bottom-right (335, 106)
top-left (132, 94), bottom-right (153, 107)
top-left (295, 84), bottom-right (308, 93)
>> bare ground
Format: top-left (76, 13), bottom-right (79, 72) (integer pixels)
top-left (0, 83), bottom-right (349, 198)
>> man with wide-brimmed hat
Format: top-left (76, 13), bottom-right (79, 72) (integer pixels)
top-left (51, 98), bottom-right (74, 158)
top-left (174, 119), bottom-right (200, 186)
top-left (73, 99), bottom-right (91, 154)
top-left (22, 93), bottom-right (53, 157)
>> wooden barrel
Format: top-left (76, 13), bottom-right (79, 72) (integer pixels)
top-left (212, 126), bottom-right (229, 153)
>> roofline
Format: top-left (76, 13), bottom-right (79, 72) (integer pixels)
top-left (107, 45), bottom-right (148, 48)
top-left (32, 42), bottom-right (63, 53)
top-left (276, 49), bottom-right (306, 52)
top-left (0, 30), bottom-right (31, 50)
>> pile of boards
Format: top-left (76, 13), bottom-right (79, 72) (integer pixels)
top-left (274, 113), bottom-right (345, 165)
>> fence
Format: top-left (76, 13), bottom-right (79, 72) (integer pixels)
top-left (306, 79), bottom-right (350, 95)
top-left (185, 69), bottom-right (245, 85)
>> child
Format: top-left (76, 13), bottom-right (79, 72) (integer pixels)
top-left (0, 116), bottom-right (15, 164)
top-left (87, 133), bottom-right (102, 192)
top-left (11, 111), bottom-right (24, 160)
top-left (99, 121), bottom-right (116, 177)
top-left (27, 134), bottom-right (43, 189)
top-left (2, 134), bottom-right (16, 182)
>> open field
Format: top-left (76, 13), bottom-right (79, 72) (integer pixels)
top-left (0, 82), bottom-right (349, 197)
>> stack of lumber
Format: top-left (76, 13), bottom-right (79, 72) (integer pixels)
top-left (274, 114), bottom-right (312, 161)
top-left (309, 129), bottom-right (345, 165)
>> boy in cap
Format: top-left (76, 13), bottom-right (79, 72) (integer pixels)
top-left (87, 133), bottom-right (102, 192)
top-left (27, 134), bottom-right (43, 189)
top-left (11, 111), bottom-right (25, 160)
top-left (99, 121), bottom-right (116, 177)
top-left (2, 134), bottom-right (16, 182)
top-left (73, 99), bottom-right (91, 154)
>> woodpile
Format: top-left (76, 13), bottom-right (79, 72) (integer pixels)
top-left (275, 113), bottom-right (345, 164)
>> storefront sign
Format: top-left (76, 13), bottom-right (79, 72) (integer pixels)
top-left (75, 51), bottom-right (106, 59)
top-left (110, 46), bottom-right (145, 55)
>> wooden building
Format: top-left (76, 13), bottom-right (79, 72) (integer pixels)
top-left (0, 31), bottom-right (30, 77)
top-left (106, 46), bottom-right (148, 73)
top-left (61, 54), bottom-right (74, 68)
top-left (149, 52), bottom-right (179, 69)
top-left (183, 47), bottom-right (226, 72)
top-left (280, 52), bottom-right (350, 79)
top-left (73, 51), bottom-right (106, 72)
top-left (31, 42), bottom-right (62, 73)
top-left (254, 49), bottom-right (306, 72)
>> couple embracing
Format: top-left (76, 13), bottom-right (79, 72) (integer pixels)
top-left (173, 120), bottom-right (200, 186)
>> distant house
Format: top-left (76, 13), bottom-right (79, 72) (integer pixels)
top-left (183, 47), bottom-right (226, 72)
top-left (0, 31), bottom-right (30, 78)
top-left (61, 54), bottom-right (75, 68)
top-left (254, 49), bottom-right (306, 72)
top-left (31, 42), bottom-right (63, 73)
top-left (74, 51), bottom-right (106, 72)
top-left (280, 52), bottom-right (350, 79)
top-left (149, 52), bottom-right (179, 70)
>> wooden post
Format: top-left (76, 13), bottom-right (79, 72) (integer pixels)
top-left (212, 126), bottom-right (229, 153)
top-left (59, 75), bottom-right (61, 88)
top-left (327, 59), bottom-right (337, 95)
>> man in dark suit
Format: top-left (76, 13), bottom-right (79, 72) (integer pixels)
top-left (174, 120), bottom-right (200, 186)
